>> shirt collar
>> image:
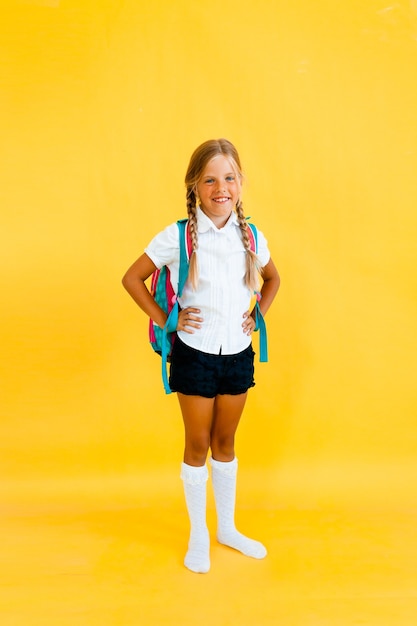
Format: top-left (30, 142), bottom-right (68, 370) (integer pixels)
top-left (196, 206), bottom-right (239, 233)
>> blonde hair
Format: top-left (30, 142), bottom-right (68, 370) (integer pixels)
top-left (184, 138), bottom-right (262, 291)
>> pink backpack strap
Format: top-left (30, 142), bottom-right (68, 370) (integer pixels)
top-left (246, 222), bottom-right (257, 252)
top-left (185, 220), bottom-right (193, 259)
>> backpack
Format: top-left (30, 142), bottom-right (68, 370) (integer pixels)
top-left (149, 218), bottom-right (268, 394)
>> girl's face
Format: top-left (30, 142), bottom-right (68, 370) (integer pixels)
top-left (196, 155), bottom-right (241, 228)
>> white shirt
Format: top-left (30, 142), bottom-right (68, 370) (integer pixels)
top-left (145, 208), bottom-right (270, 355)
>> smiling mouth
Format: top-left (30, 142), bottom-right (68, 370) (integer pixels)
top-left (213, 197), bottom-right (231, 203)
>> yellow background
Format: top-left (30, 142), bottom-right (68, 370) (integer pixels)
top-left (1, 1), bottom-right (417, 624)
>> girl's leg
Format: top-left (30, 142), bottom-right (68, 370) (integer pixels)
top-left (180, 462), bottom-right (210, 573)
top-left (209, 393), bottom-right (267, 559)
top-left (210, 392), bottom-right (247, 461)
top-left (178, 393), bottom-right (215, 466)
top-left (178, 393), bottom-right (215, 573)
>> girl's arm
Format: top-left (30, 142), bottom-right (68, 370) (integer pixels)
top-left (244, 258), bottom-right (279, 334)
top-left (122, 253), bottom-right (168, 329)
top-left (122, 254), bottom-right (202, 333)
top-left (256, 257), bottom-right (280, 317)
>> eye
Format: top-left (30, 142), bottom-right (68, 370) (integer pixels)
top-left (226, 175), bottom-right (235, 182)
top-left (204, 178), bottom-right (214, 184)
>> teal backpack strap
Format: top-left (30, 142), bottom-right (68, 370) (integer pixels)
top-left (161, 219), bottom-right (190, 394)
top-left (177, 219), bottom-right (191, 297)
top-left (254, 296), bottom-right (268, 362)
top-left (247, 223), bottom-right (268, 363)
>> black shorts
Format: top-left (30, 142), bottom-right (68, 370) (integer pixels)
top-left (169, 337), bottom-right (255, 398)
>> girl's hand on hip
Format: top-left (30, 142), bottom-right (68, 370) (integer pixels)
top-left (242, 310), bottom-right (256, 335)
top-left (177, 307), bottom-right (203, 333)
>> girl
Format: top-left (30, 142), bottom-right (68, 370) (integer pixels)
top-left (122, 138), bottom-right (280, 573)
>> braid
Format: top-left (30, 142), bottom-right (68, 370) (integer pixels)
top-left (186, 187), bottom-right (199, 290)
top-left (236, 200), bottom-right (263, 291)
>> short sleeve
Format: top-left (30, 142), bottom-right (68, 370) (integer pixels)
top-left (144, 222), bottom-right (180, 269)
top-left (255, 227), bottom-right (271, 267)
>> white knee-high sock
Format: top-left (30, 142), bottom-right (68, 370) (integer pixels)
top-left (180, 462), bottom-right (210, 573)
top-left (210, 457), bottom-right (267, 559)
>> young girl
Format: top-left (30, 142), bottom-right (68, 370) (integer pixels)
top-left (122, 138), bottom-right (280, 573)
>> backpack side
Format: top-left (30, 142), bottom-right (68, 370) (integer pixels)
top-left (148, 265), bottom-right (176, 357)
top-left (148, 220), bottom-right (192, 393)
top-left (246, 222), bottom-right (268, 363)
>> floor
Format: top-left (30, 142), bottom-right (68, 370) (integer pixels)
top-left (1, 470), bottom-right (417, 625)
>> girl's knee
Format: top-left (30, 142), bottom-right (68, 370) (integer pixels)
top-left (210, 434), bottom-right (235, 460)
top-left (184, 436), bottom-right (210, 465)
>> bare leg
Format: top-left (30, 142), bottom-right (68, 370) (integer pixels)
top-left (210, 392), bottom-right (247, 461)
top-left (177, 393), bottom-right (215, 466)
